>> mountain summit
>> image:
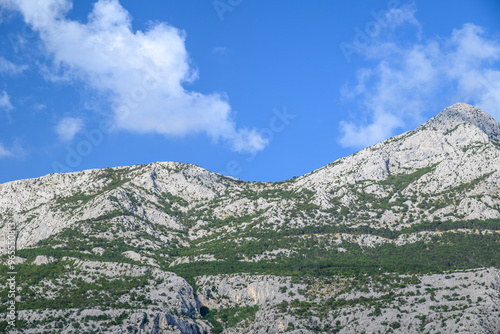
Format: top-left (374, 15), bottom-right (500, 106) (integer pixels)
top-left (424, 102), bottom-right (500, 140)
top-left (297, 104), bottom-right (500, 219)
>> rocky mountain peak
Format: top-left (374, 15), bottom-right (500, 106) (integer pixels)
top-left (425, 102), bottom-right (500, 140)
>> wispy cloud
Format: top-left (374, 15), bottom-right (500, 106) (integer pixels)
top-left (55, 117), bottom-right (84, 142)
top-left (0, 0), bottom-right (268, 153)
top-left (212, 46), bottom-right (227, 55)
top-left (0, 140), bottom-right (25, 159)
top-left (0, 91), bottom-right (13, 112)
top-left (0, 56), bottom-right (28, 75)
top-left (340, 7), bottom-right (500, 148)
top-left (0, 143), bottom-right (12, 158)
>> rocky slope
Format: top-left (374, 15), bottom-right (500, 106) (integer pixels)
top-left (1, 103), bottom-right (500, 333)
top-left (1, 103), bottom-right (500, 253)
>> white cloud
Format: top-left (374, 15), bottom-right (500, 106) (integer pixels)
top-left (340, 112), bottom-right (404, 148)
top-left (0, 0), bottom-right (267, 153)
top-left (0, 140), bottom-right (25, 159)
top-left (55, 117), bottom-right (83, 141)
top-left (340, 12), bottom-right (500, 148)
top-left (0, 56), bottom-right (28, 74)
top-left (231, 128), bottom-right (268, 154)
top-left (212, 46), bottom-right (227, 54)
top-left (383, 5), bottom-right (421, 32)
top-left (0, 143), bottom-right (12, 158)
top-left (0, 91), bottom-right (13, 112)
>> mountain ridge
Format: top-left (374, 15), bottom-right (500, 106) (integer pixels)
top-left (0, 102), bottom-right (498, 187)
top-left (2, 103), bottom-right (500, 251)
top-left (1, 103), bottom-right (500, 333)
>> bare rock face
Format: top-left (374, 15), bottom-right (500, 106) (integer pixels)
top-left (3, 259), bottom-right (208, 333)
top-left (425, 103), bottom-right (500, 140)
top-left (197, 275), bottom-right (308, 309)
top-left (32, 255), bottom-right (55, 265)
top-left (195, 269), bottom-right (500, 334)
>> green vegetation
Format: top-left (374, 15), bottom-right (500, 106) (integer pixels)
top-left (16, 240), bottom-right (143, 266)
top-left (381, 165), bottom-right (436, 193)
top-left (446, 171), bottom-right (494, 194)
top-left (157, 191), bottom-right (189, 216)
top-left (174, 218), bottom-right (500, 261)
top-left (201, 305), bottom-right (259, 332)
top-left (56, 168), bottom-right (131, 207)
top-left (0, 261), bottom-right (151, 312)
top-left (443, 124), bottom-right (461, 135)
top-left (169, 232), bottom-right (500, 284)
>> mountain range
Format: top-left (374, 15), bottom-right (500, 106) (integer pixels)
top-left (1, 102), bottom-right (500, 333)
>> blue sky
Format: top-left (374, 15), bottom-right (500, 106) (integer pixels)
top-left (0, 0), bottom-right (499, 183)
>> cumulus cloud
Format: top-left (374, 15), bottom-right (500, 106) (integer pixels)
top-left (340, 7), bottom-right (500, 148)
top-left (231, 128), bottom-right (268, 153)
top-left (0, 91), bottom-right (13, 112)
top-left (0, 0), bottom-right (267, 153)
top-left (55, 117), bottom-right (84, 141)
